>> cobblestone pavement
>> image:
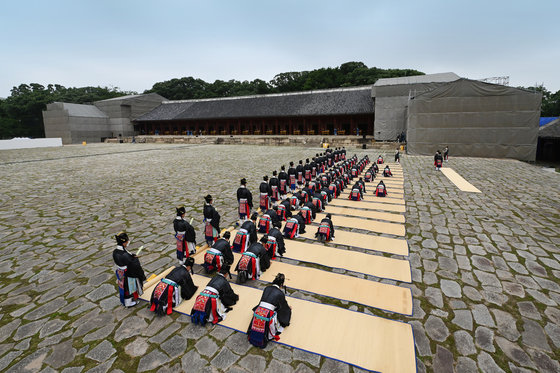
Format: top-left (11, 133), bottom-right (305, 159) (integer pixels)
top-left (0, 143), bottom-right (559, 372)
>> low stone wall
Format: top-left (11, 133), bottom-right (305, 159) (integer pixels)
top-left (106, 135), bottom-right (402, 150)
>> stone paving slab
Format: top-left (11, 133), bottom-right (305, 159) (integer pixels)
top-left (0, 144), bottom-right (559, 372)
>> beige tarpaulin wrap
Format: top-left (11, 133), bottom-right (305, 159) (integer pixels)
top-left (441, 168), bottom-right (481, 193)
top-left (299, 229), bottom-right (409, 256)
top-left (141, 271), bottom-right (415, 373)
top-left (319, 207), bottom-right (405, 224)
top-left (280, 239), bottom-right (411, 282)
top-left (311, 214), bottom-right (405, 236)
top-left (329, 198), bottom-right (406, 213)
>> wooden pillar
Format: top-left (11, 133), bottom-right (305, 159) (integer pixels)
top-left (275, 118), bottom-right (279, 135)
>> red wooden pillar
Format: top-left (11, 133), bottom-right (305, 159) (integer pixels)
top-left (275, 118), bottom-right (279, 135)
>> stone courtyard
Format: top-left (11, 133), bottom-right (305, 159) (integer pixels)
top-left (0, 143), bottom-right (559, 372)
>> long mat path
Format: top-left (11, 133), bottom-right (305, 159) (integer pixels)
top-left (299, 229), bottom-right (409, 256)
top-left (197, 249), bottom-right (413, 315)
top-left (140, 271), bottom-right (416, 373)
top-left (329, 198), bottom-right (406, 213)
top-left (310, 214), bottom-right (405, 236)
top-left (232, 230), bottom-right (410, 282)
top-left (340, 191), bottom-right (405, 202)
top-left (441, 168), bottom-right (481, 193)
top-left (279, 239), bottom-right (411, 282)
top-left (319, 206), bottom-right (405, 223)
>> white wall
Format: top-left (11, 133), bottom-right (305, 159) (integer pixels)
top-left (0, 138), bottom-right (63, 150)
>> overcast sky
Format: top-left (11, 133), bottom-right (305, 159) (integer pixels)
top-left (1, 0), bottom-right (559, 98)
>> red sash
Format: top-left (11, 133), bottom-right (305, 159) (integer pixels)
top-left (297, 172), bottom-right (303, 183)
top-left (277, 205), bottom-right (286, 220)
top-left (279, 180), bottom-right (287, 194)
top-left (284, 220), bottom-right (298, 238)
top-left (238, 254), bottom-right (257, 279)
top-left (259, 194), bottom-right (269, 209)
top-left (305, 170), bottom-right (311, 181)
top-left (271, 186), bottom-right (278, 200)
top-left (258, 215), bottom-right (271, 234)
top-left (301, 207), bottom-right (311, 224)
top-left (239, 199), bottom-right (249, 215)
top-left (289, 175), bottom-right (296, 186)
top-left (175, 232), bottom-right (185, 252)
top-left (233, 230), bottom-right (248, 253)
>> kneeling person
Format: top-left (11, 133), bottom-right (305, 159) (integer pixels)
top-left (247, 273), bottom-right (292, 348)
top-left (203, 232), bottom-right (234, 273)
top-left (315, 213), bottom-right (335, 242)
top-left (235, 236), bottom-right (271, 283)
top-left (150, 257), bottom-right (198, 316)
top-left (191, 264), bottom-right (239, 325)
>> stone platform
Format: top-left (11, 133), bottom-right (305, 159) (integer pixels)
top-left (0, 143), bottom-right (558, 372)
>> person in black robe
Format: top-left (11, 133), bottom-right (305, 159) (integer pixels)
top-left (375, 180), bottom-right (388, 197)
top-left (383, 165), bottom-right (393, 177)
top-left (203, 232), bottom-right (233, 273)
top-left (259, 176), bottom-right (272, 211)
top-left (315, 213), bottom-right (335, 242)
top-left (269, 171), bottom-right (280, 206)
top-left (113, 232), bottom-right (146, 308)
top-left (247, 273), bottom-right (292, 348)
top-left (395, 148), bottom-right (400, 163)
top-left (203, 195), bottom-right (221, 246)
top-left (174, 206), bottom-right (196, 264)
top-left (150, 257), bottom-right (198, 316)
top-left (278, 166), bottom-right (289, 198)
top-left (235, 237), bottom-right (271, 283)
top-left (191, 264), bottom-right (239, 326)
top-left (311, 192), bottom-right (324, 212)
top-left (293, 211), bottom-right (306, 234)
top-left (434, 151), bottom-right (443, 170)
top-left (287, 162), bottom-right (297, 192)
top-left (264, 207), bottom-right (280, 226)
top-left (304, 159), bottom-right (312, 181)
top-left (277, 199), bottom-right (292, 221)
top-left (236, 178), bottom-right (253, 226)
top-left (295, 160), bottom-right (304, 187)
top-left (301, 199), bottom-right (317, 222)
top-left (310, 157), bottom-right (318, 178)
top-left (233, 212), bottom-right (258, 252)
top-left (268, 221), bottom-right (286, 257)
top-left (443, 146), bottom-right (449, 162)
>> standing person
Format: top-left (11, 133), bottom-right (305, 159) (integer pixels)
top-left (304, 159), bottom-right (312, 182)
top-left (395, 148), bottom-right (400, 163)
top-left (269, 171), bottom-right (280, 206)
top-left (113, 232), bottom-right (146, 308)
top-left (236, 178), bottom-right (253, 226)
top-left (149, 257), bottom-right (198, 316)
top-left (191, 264), bottom-right (239, 326)
top-left (203, 231), bottom-right (233, 274)
top-left (203, 195), bottom-right (221, 246)
top-left (247, 273), bottom-right (292, 348)
top-left (174, 206), bottom-right (196, 264)
top-left (443, 146), bottom-right (449, 162)
top-left (434, 150), bottom-right (443, 171)
top-left (296, 160), bottom-right (305, 188)
top-left (278, 166), bottom-right (289, 199)
top-left (287, 162), bottom-right (297, 192)
top-left (259, 176), bottom-right (272, 211)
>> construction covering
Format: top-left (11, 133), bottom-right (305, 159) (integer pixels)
top-left (372, 73), bottom-right (460, 140)
top-left (406, 79), bottom-right (542, 161)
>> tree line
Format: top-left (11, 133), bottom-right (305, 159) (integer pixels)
top-left (1, 61), bottom-right (559, 139)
